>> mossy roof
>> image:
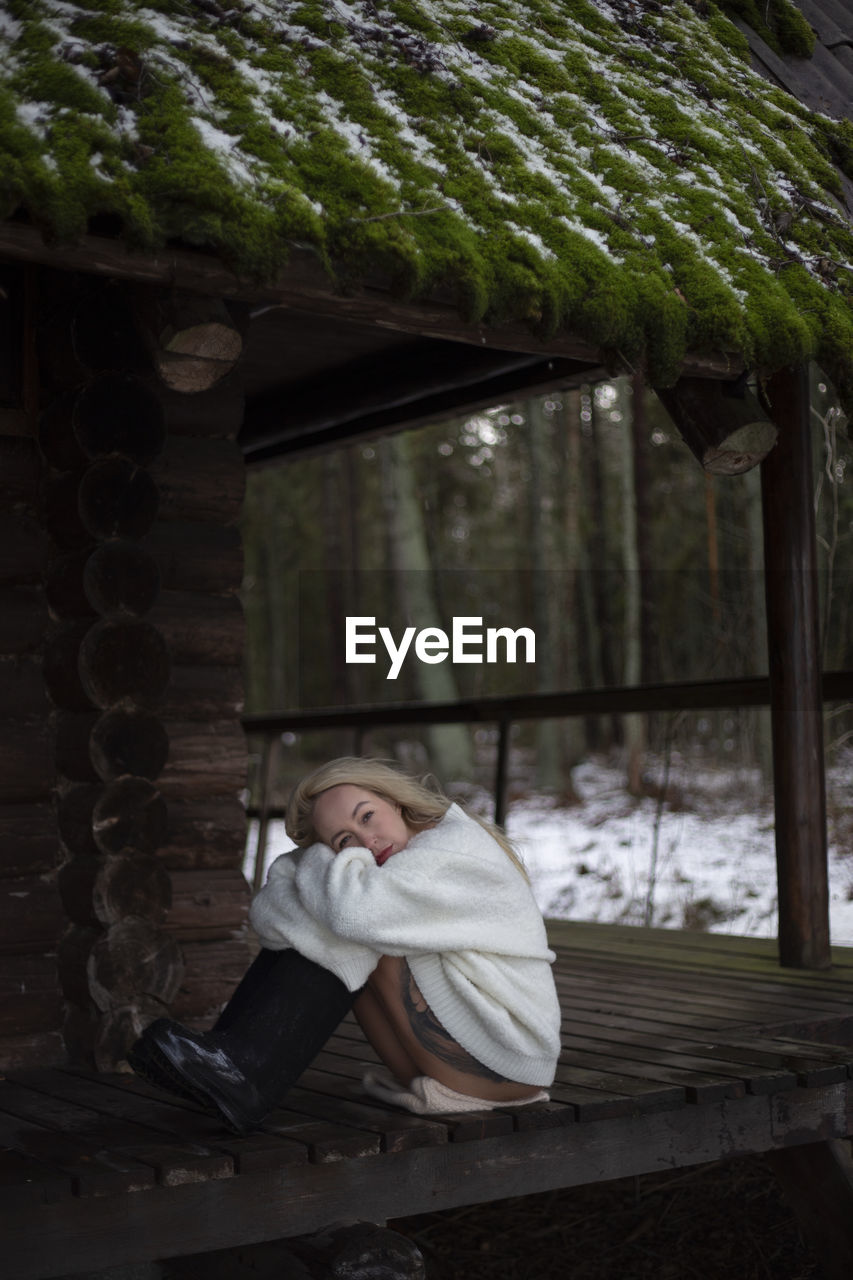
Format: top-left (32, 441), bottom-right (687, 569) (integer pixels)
top-left (2, 0), bottom-right (853, 401)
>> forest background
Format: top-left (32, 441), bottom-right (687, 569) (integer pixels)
top-left (240, 368), bottom-right (853, 939)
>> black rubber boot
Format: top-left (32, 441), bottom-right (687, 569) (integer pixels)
top-left (128, 949), bottom-right (284, 1104)
top-left (128, 949), bottom-right (355, 1133)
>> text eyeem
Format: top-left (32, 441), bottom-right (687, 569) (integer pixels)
top-left (345, 616), bottom-right (536, 680)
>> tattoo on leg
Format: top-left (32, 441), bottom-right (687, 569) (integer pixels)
top-left (400, 963), bottom-right (509, 1082)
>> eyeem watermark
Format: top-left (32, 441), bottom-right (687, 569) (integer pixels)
top-left (346, 616), bottom-right (536, 680)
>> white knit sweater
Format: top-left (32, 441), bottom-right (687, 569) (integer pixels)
top-left (249, 804), bottom-right (562, 1087)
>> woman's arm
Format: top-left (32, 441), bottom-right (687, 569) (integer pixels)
top-left (292, 809), bottom-right (551, 960)
top-left (249, 848), bottom-right (381, 991)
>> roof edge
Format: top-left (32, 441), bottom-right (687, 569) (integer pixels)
top-left (0, 221), bottom-right (745, 382)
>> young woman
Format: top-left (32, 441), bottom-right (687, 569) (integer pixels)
top-left (130, 758), bottom-right (562, 1131)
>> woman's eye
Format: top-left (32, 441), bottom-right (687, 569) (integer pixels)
top-left (360, 810), bottom-right (374, 825)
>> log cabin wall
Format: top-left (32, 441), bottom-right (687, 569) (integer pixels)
top-left (0, 267), bottom-right (62, 1068)
top-left (0, 268), bottom-right (253, 1072)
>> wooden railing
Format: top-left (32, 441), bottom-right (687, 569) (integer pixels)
top-left (241, 670), bottom-right (853, 889)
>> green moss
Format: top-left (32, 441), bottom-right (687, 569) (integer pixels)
top-left (706, 10), bottom-right (751, 61)
top-left (714, 0), bottom-right (816, 58)
top-left (16, 55), bottom-right (111, 118)
top-left (3, 0), bottom-right (853, 410)
top-left (816, 118), bottom-right (853, 181)
top-left (67, 13), bottom-right (155, 48)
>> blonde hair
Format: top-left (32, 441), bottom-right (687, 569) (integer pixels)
top-left (285, 756), bottom-right (528, 880)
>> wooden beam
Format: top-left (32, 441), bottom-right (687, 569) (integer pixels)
top-left (0, 223), bottom-right (745, 378)
top-left (760, 364), bottom-right (830, 969)
top-left (242, 350), bottom-right (601, 463)
top-left (654, 376), bottom-right (777, 475)
top-left (4, 1082), bottom-right (850, 1278)
top-left (241, 670), bottom-right (853, 738)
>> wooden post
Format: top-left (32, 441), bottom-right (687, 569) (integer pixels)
top-left (766, 1141), bottom-right (853, 1280)
top-left (760, 363), bottom-right (829, 969)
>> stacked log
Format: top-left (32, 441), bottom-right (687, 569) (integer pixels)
top-left (0, 418), bottom-right (64, 1066)
top-left (31, 275), bottom-right (252, 1070)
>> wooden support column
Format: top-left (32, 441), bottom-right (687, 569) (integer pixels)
top-left (760, 363), bottom-right (829, 969)
top-left (766, 1140), bottom-right (853, 1280)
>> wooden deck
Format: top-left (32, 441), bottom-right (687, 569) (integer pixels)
top-left (4, 923), bottom-right (853, 1280)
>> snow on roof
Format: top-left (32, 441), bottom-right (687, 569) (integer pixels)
top-left (1, 1), bottom-right (852, 400)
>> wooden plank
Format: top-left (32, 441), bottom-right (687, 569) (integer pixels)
top-left (4, 1082), bottom-right (850, 1279)
top-left (284, 1070), bottom-right (450, 1152)
top-left (556, 1047), bottom-right (741, 1104)
top-left (549, 937), bottom-right (853, 991)
top-left (550, 957), bottom-right (853, 1009)
top-left (550, 938), bottom-right (853, 992)
top-left (314, 1044), bottom-right (568, 1134)
top-left (0, 1092), bottom-right (158, 1197)
top-left (6, 1070), bottom-right (237, 1185)
top-left (0, 1143), bottom-right (74, 1209)
top-left (256, 1107), bottom-right (382, 1162)
top-left (550, 1062), bottom-right (686, 1115)
top-left (551, 965), bottom-right (853, 1020)
top-left (719, 1038), bottom-right (852, 1087)
top-left (90, 1032), bottom-right (380, 1164)
top-left (551, 966), bottom-right (853, 1026)
top-left (555, 1028), bottom-right (797, 1096)
top-left (552, 984), bottom-right (762, 1032)
top-left (86, 1043), bottom-right (379, 1165)
top-left (92, 1072), bottom-right (308, 1173)
top-left (547, 923), bottom-right (853, 975)
top-left (551, 971), bottom-right (847, 1027)
top-left (328, 1023), bottom-right (682, 1119)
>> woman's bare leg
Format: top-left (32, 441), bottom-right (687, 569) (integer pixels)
top-left (361, 956), bottom-right (542, 1102)
top-left (353, 985), bottom-right (417, 1085)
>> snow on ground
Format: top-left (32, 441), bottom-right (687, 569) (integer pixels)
top-left (245, 757), bottom-right (853, 946)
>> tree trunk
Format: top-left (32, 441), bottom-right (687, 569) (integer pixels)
top-left (632, 377), bottom-right (658, 686)
top-left (622, 382), bottom-right (645, 793)
top-left (381, 432), bottom-right (473, 781)
top-left (526, 396), bottom-right (562, 792)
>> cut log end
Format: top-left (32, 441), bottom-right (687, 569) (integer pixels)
top-left (702, 421), bottom-right (778, 475)
top-left (92, 775), bottom-right (169, 857)
top-left (655, 378), bottom-right (777, 478)
top-left (162, 320), bottom-right (242, 363)
top-left (156, 352), bottom-right (240, 394)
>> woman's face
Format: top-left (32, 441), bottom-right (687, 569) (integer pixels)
top-left (312, 784), bottom-right (412, 866)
